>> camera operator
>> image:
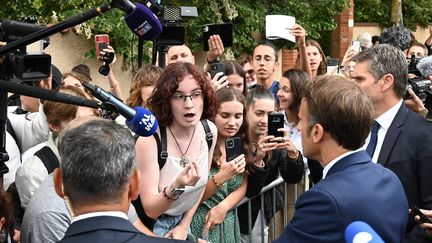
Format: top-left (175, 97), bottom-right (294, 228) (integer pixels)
top-left (404, 55), bottom-right (432, 121)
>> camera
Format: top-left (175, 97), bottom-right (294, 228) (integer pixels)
top-left (0, 49), bottom-right (51, 81)
top-left (0, 17), bottom-right (51, 81)
top-left (404, 78), bottom-right (432, 103)
top-left (408, 55), bottom-right (422, 77)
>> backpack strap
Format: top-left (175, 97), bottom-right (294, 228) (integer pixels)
top-left (34, 146), bottom-right (60, 174)
top-left (153, 126), bottom-right (168, 170)
top-left (201, 119), bottom-right (213, 150)
top-left (6, 117), bottom-right (20, 151)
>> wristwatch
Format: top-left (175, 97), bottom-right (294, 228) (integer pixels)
top-left (169, 186), bottom-right (185, 200)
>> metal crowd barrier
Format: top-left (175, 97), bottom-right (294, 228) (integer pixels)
top-left (214, 171), bottom-right (310, 243)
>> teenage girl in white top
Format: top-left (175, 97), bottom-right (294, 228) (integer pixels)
top-left (135, 62), bottom-right (217, 240)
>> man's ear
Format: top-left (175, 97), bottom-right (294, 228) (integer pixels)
top-left (53, 168), bottom-right (65, 198)
top-left (380, 73), bottom-right (394, 93)
top-left (128, 170), bottom-right (140, 201)
top-left (311, 123), bottom-right (324, 144)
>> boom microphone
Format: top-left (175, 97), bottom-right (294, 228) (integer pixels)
top-left (112, 0), bottom-right (162, 40)
top-left (0, 81), bottom-right (99, 109)
top-left (417, 55), bottom-right (432, 78)
top-left (345, 221), bottom-right (384, 243)
top-left (0, 19), bottom-right (47, 37)
top-left (82, 81), bottom-right (158, 137)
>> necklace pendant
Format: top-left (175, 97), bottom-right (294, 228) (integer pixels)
top-left (180, 156), bottom-right (189, 167)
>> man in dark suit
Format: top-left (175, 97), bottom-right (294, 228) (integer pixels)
top-left (351, 44), bottom-right (432, 243)
top-left (53, 119), bottom-right (189, 243)
top-left (274, 75), bottom-right (408, 242)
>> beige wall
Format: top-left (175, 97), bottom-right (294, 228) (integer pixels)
top-left (45, 30), bottom-right (134, 95)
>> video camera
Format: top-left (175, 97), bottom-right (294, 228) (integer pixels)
top-left (145, 0), bottom-right (198, 45)
top-left (0, 18), bottom-right (51, 81)
top-left (404, 55), bottom-right (432, 104)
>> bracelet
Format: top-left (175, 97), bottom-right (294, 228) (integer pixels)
top-left (210, 175), bottom-right (223, 189)
top-left (162, 186), bottom-right (176, 202)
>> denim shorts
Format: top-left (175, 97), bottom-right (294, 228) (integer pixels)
top-left (153, 214), bottom-right (183, 237)
top-left (153, 214), bottom-right (195, 241)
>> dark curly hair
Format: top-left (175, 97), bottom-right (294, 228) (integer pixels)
top-left (148, 62), bottom-right (216, 126)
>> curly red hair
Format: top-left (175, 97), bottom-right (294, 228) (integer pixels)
top-left (148, 62), bottom-right (216, 126)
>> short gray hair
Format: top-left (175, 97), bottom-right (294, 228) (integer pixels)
top-left (58, 119), bottom-right (136, 206)
top-left (352, 44), bottom-right (408, 98)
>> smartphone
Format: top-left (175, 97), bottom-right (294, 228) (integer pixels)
top-left (210, 63), bottom-right (225, 79)
top-left (95, 34), bottom-right (110, 57)
top-left (411, 205), bottom-right (432, 224)
top-left (327, 58), bottom-right (339, 74)
top-left (203, 23), bottom-right (233, 51)
top-left (225, 137), bottom-right (243, 162)
top-left (268, 113), bottom-right (284, 138)
top-left (351, 40), bottom-right (361, 53)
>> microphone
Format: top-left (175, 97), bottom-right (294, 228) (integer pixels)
top-left (417, 56), bottom-right (432, 78)
top-left (379, 25), bottom-right (412, 51)
top-left (121, 1), bottom-right (163, 40)
top-left (0, 19), bottom-right (47, 37)
top-left (345, 221), bottom-right (384, 243)
top-left (0, 81), bottom-right (99, 109)
top-left (82, 81), bottom-right (158, 137)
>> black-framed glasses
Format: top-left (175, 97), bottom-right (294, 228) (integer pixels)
top-left (171, 91), bottom-right (203, 102)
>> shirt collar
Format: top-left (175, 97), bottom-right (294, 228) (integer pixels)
top-left (322, 150), bottom-right (358, 179)
top-left (72, 211), bottom-right (128, 223)
top-left (375, 100), bottom-right (402, 131)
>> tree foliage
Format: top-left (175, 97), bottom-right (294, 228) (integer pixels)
top-left (354, 0), bottom-right (432, 30)
top-left (0, 0), bottom-right (348, 64)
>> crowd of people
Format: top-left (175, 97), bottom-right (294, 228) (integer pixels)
top-left (1, 22), bottom-right (432, 243)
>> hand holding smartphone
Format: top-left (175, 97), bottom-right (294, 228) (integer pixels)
top-left (411, 205), bottom-right (432, 224)
top-left (225, 137), bottom-right (243, 162)
top-left (268, 113), bottom-right (285, 140)
top-left (95, 34), bottom-right (110, 58)
top-left (351, 40), bottom-right (361, 53)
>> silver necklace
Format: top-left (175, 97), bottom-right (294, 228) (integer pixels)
top-left (168, 126), bottom-right (196, 167)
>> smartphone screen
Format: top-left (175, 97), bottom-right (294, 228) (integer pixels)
top-left (95, 34), bottom-right (110, 57)
top-left (203, 23), bottom-right (233, 51)
top-left (268, 113), bottom-right (284, 138)
top-left (225, 137), bottom-right (243, 162)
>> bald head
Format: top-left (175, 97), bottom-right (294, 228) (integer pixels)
top-left (166, 44), bottom-right (195, 65)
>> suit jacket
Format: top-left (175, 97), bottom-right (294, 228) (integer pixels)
top-left (274, 151), bottom-right (408, 243)
top-left (378, 105), bottom-right (432, 243)
top-left (59, 216), bottom-right (190, 243)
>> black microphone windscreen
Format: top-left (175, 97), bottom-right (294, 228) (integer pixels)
top-left (379, 25), bottom-right (412, 51)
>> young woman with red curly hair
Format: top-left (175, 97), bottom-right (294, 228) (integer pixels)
top-left (135, 62), bottom-right (218, 240)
